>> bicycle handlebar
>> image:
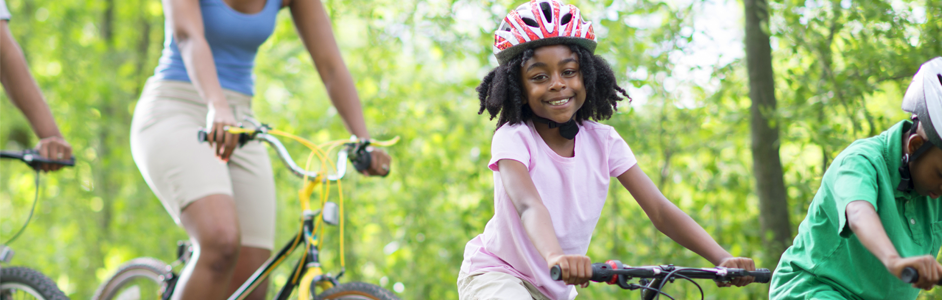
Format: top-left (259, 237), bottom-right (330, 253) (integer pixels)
top-left (0, 149), bottom-right (75, 170)
top-left (550, 261), bottom-right (771, 284)
top-left (197, 128), bottom-right (369, 181)
top-left (901, 267), bottom-right (942, 285)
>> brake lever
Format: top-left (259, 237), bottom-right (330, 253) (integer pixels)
top-left (348, 140), bottom-right (372, 173)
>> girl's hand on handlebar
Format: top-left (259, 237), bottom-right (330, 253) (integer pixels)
top-left (35, 136), bottom-right (71, 172)
top-left (206, 103), bottom-right (239, 162)
top-left (717, 257), bottom-right (756, 287)
top-left (547, 254), bottom-right (592, 287)
top-left (888, 255), bottom-right (942, 290)
top-left (363, 147), bottom-right (391, 177)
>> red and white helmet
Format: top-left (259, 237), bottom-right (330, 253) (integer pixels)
top-left (493, 0), bottom-right (597, 66)
top-left (902, 57), bottom-right (942, 147)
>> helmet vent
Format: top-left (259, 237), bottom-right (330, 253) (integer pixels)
top-left (522, 17), bottom-right (539, 27)
top-left (560, 13), bottom-right (572, 25)
top-left (937, 74), bottom-right (942, 86)
top-left (540, 2), bottom-right (552, 23)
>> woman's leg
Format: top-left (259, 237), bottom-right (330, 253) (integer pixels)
top-left (172, 194), bottom-right (242, 300)
top-left (228, 246), bottom-right (271, 300)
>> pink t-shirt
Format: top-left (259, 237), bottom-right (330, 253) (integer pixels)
top-left (460, 120), bottom-right (637, 300)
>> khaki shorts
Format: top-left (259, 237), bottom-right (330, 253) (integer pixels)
top-left (457, 270), bottom-right (552, 300)
top-left (130, 78), bottom-right (276, 250)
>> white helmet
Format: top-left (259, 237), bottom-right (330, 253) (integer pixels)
top-left (902, 57), bottom-right (942, 147)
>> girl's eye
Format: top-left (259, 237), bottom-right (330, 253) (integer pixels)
top-left (531, 74), bottom-right (548, 81)
top-left (563, 69), bottom-right (578, 76)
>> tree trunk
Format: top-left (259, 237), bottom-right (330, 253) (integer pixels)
top-left (743, 0), bottom-right (791, 269)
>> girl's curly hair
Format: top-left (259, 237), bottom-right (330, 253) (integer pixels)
top-left (477, 43), bottom-right (630, 128)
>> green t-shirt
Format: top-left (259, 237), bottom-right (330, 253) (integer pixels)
top-left (770, 120), bottom-right (942, 300)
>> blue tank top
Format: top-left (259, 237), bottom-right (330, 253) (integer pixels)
top-left (153, 0), bottom-right (280, 96)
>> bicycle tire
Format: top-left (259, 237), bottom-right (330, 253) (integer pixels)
top-left (92, 258), bottom-right (170, 300)
top-left (0, 266), bottom-right (69, 300)
top-left (315, 282), bottom-right (400, 300)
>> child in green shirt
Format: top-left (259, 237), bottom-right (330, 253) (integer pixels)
top-left (770, 57), bottom-right (942, 300)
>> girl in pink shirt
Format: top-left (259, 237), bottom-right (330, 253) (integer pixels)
top-left (458, 1), bottom-right (760, 299)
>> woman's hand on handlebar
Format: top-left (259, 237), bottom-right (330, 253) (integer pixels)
top-left (717, 257), bottom-right (756, 287)
top-left (548, 254), bottom-right (592, 287)
top-left (362, 147), bottom-right (391, 177)
top-left (888, 255), bottom-right (942, 290)
top-left (35, 136), bottom-right (71, 172)
top-left (206, 103), bottom-right (239, 162)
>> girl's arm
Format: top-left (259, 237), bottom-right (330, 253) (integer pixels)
top-left (498, 159), bottom-right (591, 286)
top-left (288, 0), bottom-right (390, 175)
top-left (0, 20), bottom-right (71, 171)
top-left (163, 0), bottom-right (239, 160)
top-left (617, 165), bottom-right (755, 286)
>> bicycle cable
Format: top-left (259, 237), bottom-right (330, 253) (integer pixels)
top-left (635, 285), bottom-right (676, 300)
top-left (653, 268), bottom-right (703, 300)
top-left (3, 169), bottom-right (40, 245)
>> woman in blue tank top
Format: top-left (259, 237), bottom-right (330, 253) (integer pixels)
top-left (128, 0), bottom-right (392, 299)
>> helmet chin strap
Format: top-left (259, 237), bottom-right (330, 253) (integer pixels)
top-left (531, 115), bottom-right (579, 140)
top-left (898, 118), bottom-right (934, 192)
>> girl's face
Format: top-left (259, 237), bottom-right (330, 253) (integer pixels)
top-left (520, 45), bottom-right (587, 124)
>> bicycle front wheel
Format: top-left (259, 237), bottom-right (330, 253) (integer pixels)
top-left (0, 266), bottom-right (69, 300)
top-left (315, 282), bottom-right (400, 300)
top-left (92, 257), bottom-right (170, 300)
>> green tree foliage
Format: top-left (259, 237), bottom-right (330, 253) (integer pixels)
top-left (1, 0), bottom-right (940, 299)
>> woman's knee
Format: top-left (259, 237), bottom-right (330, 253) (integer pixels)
top-left (197, 224), bottom-right (242, 265)
top-left (180, 194), bottom-right (244, 273)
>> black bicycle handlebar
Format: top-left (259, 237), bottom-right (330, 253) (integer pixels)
top-left (0, 149), bottom-right (75, 170)
top-left (901, 267), bottom-right (942, 285)
top-left (550, 262), bottom-right (772, 284)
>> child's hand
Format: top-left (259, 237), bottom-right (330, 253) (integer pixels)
top-left (886, 255), bottom-right (942, 290)
top-left (717, 257), bottom-right (756, 287)
top-left (547, 254), bottom-right (592, 287)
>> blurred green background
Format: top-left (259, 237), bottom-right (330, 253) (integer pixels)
top-left (1, 0), bottom-right (940, 299)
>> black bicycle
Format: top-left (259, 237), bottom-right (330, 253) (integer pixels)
top-left (93, 119), bottom-right (399, 300)
top-left (551, 260), bottom-right (772, 300)
top-left (0, 149), bottom-right (74, 300)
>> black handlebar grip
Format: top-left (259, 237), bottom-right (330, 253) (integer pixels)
top-left (198, 129), bottom-right (208, 142)
top-left (550, 265), bottom-right (562, 281)
top-left (198, 128), bottom-right (249, 147)
top-left (902, 267), bottom-right (919, 284)
top-left (900, 267), bottom-right (942, 285)
top-left (550, 263), bottom-right (615, 282)
top-left (751, 268), bottom-right (772, 283)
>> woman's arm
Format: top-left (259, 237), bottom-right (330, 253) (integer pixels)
top-left (617, 165), bottom-right (755, 286)
top-left (846, 200), bottom-right (942, 290)
top-left (498, 160), bottom-right (591, 286)
top-left (0, 20), bottom-right (71, 171)
top-left (288, 0), bottom-right (368, 139)
top-left (163, 0), bottom-right (239, 160)
top-left (288, 0), bottom-right (391, 176)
